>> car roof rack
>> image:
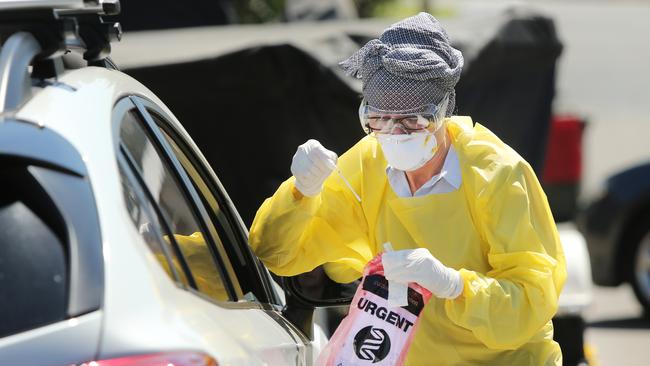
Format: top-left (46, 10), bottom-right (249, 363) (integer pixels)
top-left (0, 0), bottom-right (121, 113)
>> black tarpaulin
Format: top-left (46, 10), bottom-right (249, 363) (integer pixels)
top-left (113, 0), bottom-right (235, 31)
top-left (126, 45), bottom-right (364, 225)
top-left (455, 15), bottom-right (562, 174)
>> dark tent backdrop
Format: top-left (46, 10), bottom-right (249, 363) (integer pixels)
top-left (124, 13), bottom-right (562, 226)
top-left (114, 0), bottom-right (235, 31)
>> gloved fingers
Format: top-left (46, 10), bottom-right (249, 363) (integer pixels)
top-left (382, 251), bottom-right (412, 281)
top-left (291, 139), bottom-right (339, 197)
top-left (308, 145), bottom-right (338, 172)
top-left (383, 248), bottom-right (425, 264)
top-left (307, 153), bottom-right (334, 176)
top-left (292, 153), bottom-right (322, 177)
top-left (305, 156), bottom-right (331, 178)
top-left (294, 168), bottom-right (319, 186)
top-left (383, 248), bottom-right (436, 282)
top-left (304, 138), bottom-right (321, 148)
top-left (407, 247), bottom-right (431, 258)
top-left (301, 139), bottom-right (319, 152)
top-left (382, 250), bottom-right (403, 267)
top-left (311, 146), bottom-right (338, 167)
top-left (290, 156), bottom-right (312, 179)
top-left (405, 248), bottom-right (434, 266)
top-left (302, 139), bottom-right (327, 158)
top-left (382, 250), bottom-right (410, 268)
top-left (382, 248), bottom-right (461, 298)
top-left (384, 271), bottom-right (411, 284)
top-left (303, 169), bottom-right (323, 185)
top-left (325, 149), bottom-right (339, 164)
top-left (295, 139), bottom-right (336, 175)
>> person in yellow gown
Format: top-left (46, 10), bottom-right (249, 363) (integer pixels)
top-left (249, 12), bottom-right (566, 365)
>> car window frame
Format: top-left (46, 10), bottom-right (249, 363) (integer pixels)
top-left (130, 98), bottom-right (245, 300)
top-left (114, 98), bottom-right (207, 295)
top-left (145, 111), bottom-right (280, 306)
top-left (113, 97), bottom-right (269, 309)
top-left (134, 96), bottom-right (281, 306)
top-left (119, 132), bottom-right (242, 303)
top-left (117, 152), bottom-right (194, 289)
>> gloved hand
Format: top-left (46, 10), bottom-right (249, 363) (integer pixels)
top-left (382, 248), bottom-right (464, 299)
top-left (291, 139), bottom-right (338, 197)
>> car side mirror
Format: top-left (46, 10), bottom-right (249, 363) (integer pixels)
top-left (280, 265), bottom-right (359, 340)
top-left (283, 265), bottom-right (358, 307)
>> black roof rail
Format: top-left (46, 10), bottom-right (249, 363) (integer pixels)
top-left (0, 0), bottom-right (122, 114)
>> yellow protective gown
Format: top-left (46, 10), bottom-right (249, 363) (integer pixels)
top-left (249, 116), bottom-right (566, 365)
top-left (154, 232), bottom-right (229, 302)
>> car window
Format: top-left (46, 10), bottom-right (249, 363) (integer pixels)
top-left (119, 163), bottom-right (190, 287)
top-left (0, 166), bottom-right (67, 338)
top-left (149, 113), bottom-right (268, 302)
top-left (0, 119), bottom-right (104, 338)
top-left (119, 109), bottom-right (233, 302)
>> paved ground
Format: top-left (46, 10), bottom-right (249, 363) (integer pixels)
top-left (585, 285), bottom-right (650, 365)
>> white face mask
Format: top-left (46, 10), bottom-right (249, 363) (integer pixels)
top-left (377, 132), bottom-right (438, 172)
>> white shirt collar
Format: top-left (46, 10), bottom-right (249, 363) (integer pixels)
top-left (386, 145), bottom-right (462, 197)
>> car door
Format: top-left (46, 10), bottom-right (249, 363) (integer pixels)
top-left (113, 96), bottom-right (312, 365)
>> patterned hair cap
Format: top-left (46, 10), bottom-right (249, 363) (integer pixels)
top-left (340, 12), bottom-right (464, 114)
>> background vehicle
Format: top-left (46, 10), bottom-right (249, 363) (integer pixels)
top-left (0, 2), bottom-right (328, 365)
top-left (580, 162), bottom-right (650, 315)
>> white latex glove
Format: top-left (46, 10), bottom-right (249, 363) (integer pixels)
top-left (290, 139), bottom-right (338, 197)
top-left (382, 248), bottom-right (464, 299)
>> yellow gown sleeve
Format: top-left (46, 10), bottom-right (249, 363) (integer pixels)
top-left (152, 232), bottom-right (229, 301)
top-left (172, 232), bottom-right (229, 301)
top-left (445, 160), bottom-right (567, 350)
top-left (249, 142), bottom-right (374, 282)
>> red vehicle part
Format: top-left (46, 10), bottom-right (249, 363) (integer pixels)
top-left (542, 115), bottom-right (586, 222)
top-left (543, 115), bottom-right (585, 184)
top-left (82, 351), bottom-right (218, 366)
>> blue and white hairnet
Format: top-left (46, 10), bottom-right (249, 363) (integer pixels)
top-left (340, 12), bottom-right (464, 115)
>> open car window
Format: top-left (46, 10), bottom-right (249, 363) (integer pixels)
top-left (148, 110), bottom-right (275, 304)
top-left (118, 108), bottom-right (238, 303)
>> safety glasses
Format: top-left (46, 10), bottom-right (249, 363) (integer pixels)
top-left (358, 95), bottom-right (448, 135)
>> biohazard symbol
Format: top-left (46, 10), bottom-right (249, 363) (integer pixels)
top-left (353, 325), bottom-right (391, 363)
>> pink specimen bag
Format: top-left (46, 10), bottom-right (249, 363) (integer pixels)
top-left (317, 254), bottom-right (432, 365)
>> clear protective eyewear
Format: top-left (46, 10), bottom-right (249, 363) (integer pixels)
top-left (358, 95), bottom-right (449, 135)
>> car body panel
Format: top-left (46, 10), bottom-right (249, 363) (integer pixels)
top-left (581, 193), bottom-right (626, 285)
top-left (556, 223), bottom-right (593, 315)
top-left (0, 312), bottom-right (102, 366)
top-left (0, 120), bottom-right (87, 176)
top-left (13, 67), bottom-right (312, 365)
